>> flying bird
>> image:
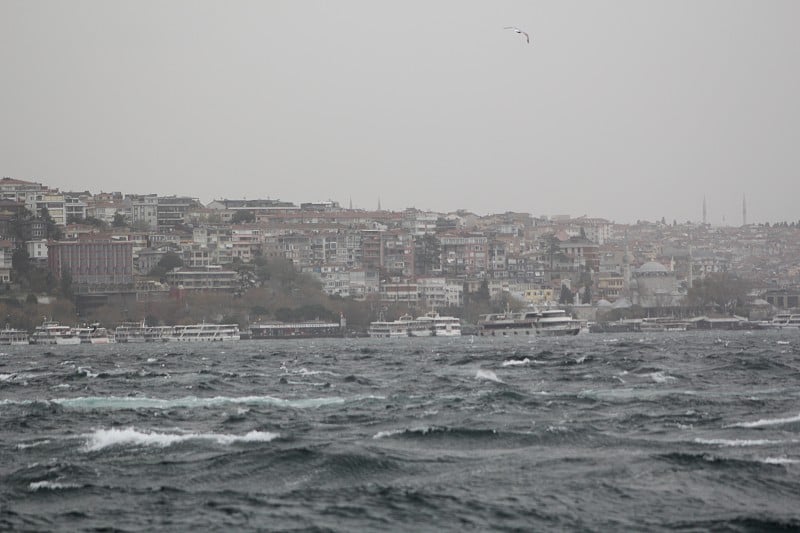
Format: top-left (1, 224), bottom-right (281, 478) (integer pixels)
top-left (503, 26), bottom-right (530, 44)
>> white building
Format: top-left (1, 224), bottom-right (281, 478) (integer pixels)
top-left (127, 194), bottom-right (159, 230)
top-left (417, 277), bottom-right (464, 308)
top-left (26, 239), bottom-right (49, 262)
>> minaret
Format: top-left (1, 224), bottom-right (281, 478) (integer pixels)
top-left (622, 231), bottom-right (632, 296)
top-left (377, 197), bottom-right (381, 211)
top-left (349, 197), bottom-right (353, 210)
top-left (688, 234), bottom-right (693, 289)
top-left (702, 196), bottom-right (707, 225)
top-left (742, 193), bottom-right (747, 226)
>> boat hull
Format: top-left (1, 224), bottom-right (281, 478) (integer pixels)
top-left (478, 326), bottom-right (581, 337)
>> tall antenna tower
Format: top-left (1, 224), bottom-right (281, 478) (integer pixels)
top-left (742, 193), bottom-right (747, 226)
top-left (702, 196), bottom-right (707, 225)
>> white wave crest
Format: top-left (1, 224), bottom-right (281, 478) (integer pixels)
top-left (85, 427), bottom-right (279, 451)
top-left (373, 426), bottom-right (441, 439)
top-left (762, 457), bottom-right (800, 465)
top-left (40, 394), bottom-right (384, 410)
top-left (296, 367), bottom-right (339, 377)
top-left (77, 367), bottom-right (99, 378)
top-left (29, 480), bottom-right (80, 491)
top-left (729, 413), bottom-right (800, 428)
top-left (372, 428), bottom-right (409, 439)
top-left (694, 438), bottom-right (791, 447)
top-left (649, 371), bottom-right (676, 383)
top-left (16, 439), bottom-right (51, 450)
top-left (475, 369), bottom-right (502, 383)
top-left (502, 358), bottom-right (529, 367)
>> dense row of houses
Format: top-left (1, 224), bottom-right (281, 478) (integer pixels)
top-left (2, 177), bottom-right (799, 314)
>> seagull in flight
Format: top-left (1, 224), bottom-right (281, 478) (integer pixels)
top-left (504, 26), bottom-right (530, 44)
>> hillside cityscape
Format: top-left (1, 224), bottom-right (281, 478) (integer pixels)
top-left (1, 176), bottom-right (798, 334)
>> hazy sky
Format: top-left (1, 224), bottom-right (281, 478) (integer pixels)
top-left (2, 1), bottom-right (798, 224)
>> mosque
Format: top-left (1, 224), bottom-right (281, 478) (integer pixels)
top-left (597, 247), bottom-right (686, 314)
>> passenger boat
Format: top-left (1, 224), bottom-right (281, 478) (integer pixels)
top-left (29, 319), bottom-right (80, 345)
top-left (411, 312), bottom-right (462, 337)
top-left (74, 323), bottom-right (114, 344)
top-left (113, 321), bottom-right (171, 343)
top-left (367, 315), bottom-right (416, 338)
top-left (249, 320), bottom-right (344, 339)
top-left (368, 313), bottom-right (462, 338)
top-left (0, 326), bottom-right (30, 345)
top-left (162, 323), bottom-right (241, 342)
top-left (478, 308), bottom-right (581, 337)
top-left (759, 313), bottom-right (800, 329)
top-left (639, 317), bottom-right (693, 332)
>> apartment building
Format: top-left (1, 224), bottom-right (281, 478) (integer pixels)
top-left (439, 233), bottom-right (488, 278)
top-left (25, 190), bottom-right (66, 226)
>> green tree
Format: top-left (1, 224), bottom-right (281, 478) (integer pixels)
top-left (60, 270), bottom-right (74, 301)
top-left (475, 279), bottom-right (490, 302)
top-left (415, 233), bottom-right (441, 275)
top-left (580, 265), bottom-right (593, 304)
top-left (40, 206), bottom-right (63, 240)
top-left (149, 252), bottom-right (184, 277)
top-left (112, 213), bottom-right (128, 227)
top-left (559, 284), bottom-right (574, 305)
top-left (546, 235), bottom-right (562, 270)
top-left (12, 248), bottom-right (31, 281)
top-left (231, 210), bottom-right (255, 223)
top-left (686, 273), bottom-right (751, 314)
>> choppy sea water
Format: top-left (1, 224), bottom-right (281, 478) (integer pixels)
top-left (2, 331), bottom-right (800, 532)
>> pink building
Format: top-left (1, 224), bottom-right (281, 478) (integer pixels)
top-left (48, 239), bottom-right (134, 294)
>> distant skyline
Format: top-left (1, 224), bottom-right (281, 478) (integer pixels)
top-left (2, 1), bottom-right (798, 224)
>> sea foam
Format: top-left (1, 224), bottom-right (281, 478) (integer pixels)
top-left (694, 438), bottom-right (793, 447)
top-left (34, 394), bottom-right (385, 410)
top-left (29, 480), bottom-right (80, 491)
top-left (84, 427), bottom-right (279, 451)
top-left (728, 413), bottom-right (800, 428)
top-left (502, 358), bottom-right (530, 367)
top-left (475, 369), bottom-right (502, 383)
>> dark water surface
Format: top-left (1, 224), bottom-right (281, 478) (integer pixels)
top-left (2, 331), bottom-right (800, 531)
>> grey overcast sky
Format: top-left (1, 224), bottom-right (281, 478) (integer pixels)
top-left (1, 1), bottom-right (798, 224)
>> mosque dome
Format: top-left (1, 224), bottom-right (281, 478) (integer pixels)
top-left (637, 261), bottom-right (669, 274)
top-left (612, 297), bottom-right (632, 308)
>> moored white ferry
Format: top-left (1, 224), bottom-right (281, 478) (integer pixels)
top-left (368, 316), bottom-right (416, 338)
top-left (74, 324), bottom-right (114, 344)
top-left (411, 312), bottom-right (462, 337)
top-left (759, 313), bottom-right (800, 329)
top-left (30, 319), bottom-right (81, 345)
top-left (368, 313), bottom-right (462, 338)
top-left (163, 323), bottom-right (241, 342)
top-left (478, 308), bottom-right (580, 337)
top-left (0, 327), bottom-right (30, 345)
top-left (114, 321), bottom-right (172, 343)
